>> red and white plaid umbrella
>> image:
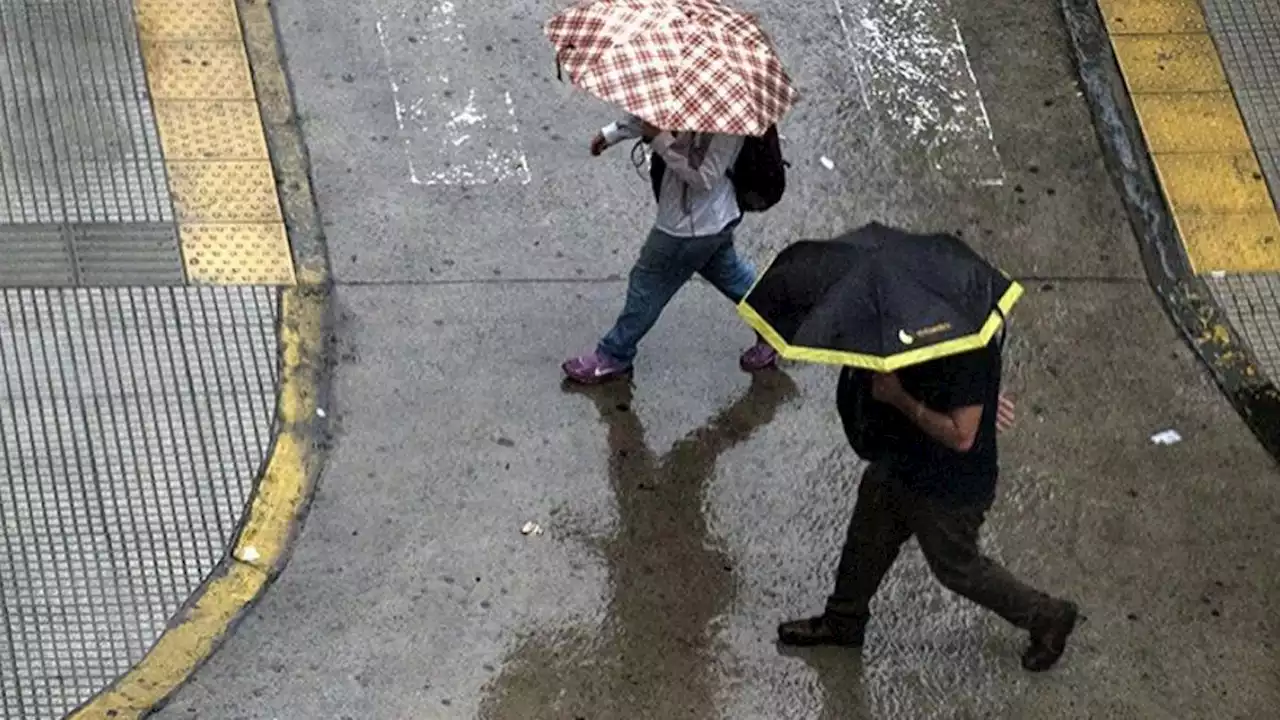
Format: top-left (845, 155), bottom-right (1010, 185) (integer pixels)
top-left (545, 0), bottom-right (798, 136)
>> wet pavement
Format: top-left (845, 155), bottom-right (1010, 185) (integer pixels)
top-left (480, 370), bottom-right (802, 720)
top-left (158, 0), bottom-right (1280, 717)
top-left (164, 282), bottom-right (1280, 719)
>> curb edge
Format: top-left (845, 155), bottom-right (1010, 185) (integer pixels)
top-left (66, 0), bottom-right (333, 716)
top-left (1059, 0), bottom-right (1280, 463)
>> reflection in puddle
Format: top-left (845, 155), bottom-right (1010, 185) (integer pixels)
top-left (480, 373), bottom-right (798, 719)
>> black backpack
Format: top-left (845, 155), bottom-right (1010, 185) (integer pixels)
top-left (647, 125), bottom-right (788, 212)
top-left (836, 367), bottom-right (890, 461)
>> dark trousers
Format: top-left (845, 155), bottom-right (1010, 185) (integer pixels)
top-left (826, 462), bottom-right (1063, 631)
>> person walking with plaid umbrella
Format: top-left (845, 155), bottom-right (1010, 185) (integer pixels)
top-left (546, 0), bottom-right (798, 384)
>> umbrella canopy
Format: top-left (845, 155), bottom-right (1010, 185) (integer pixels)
top-left (544, 0), bottom-right (798, 136)
top-left (738, 222), bottom-right (1022, 372)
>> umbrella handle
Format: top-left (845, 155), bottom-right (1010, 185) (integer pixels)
top-left (554, 44), bottom-right (575, 83)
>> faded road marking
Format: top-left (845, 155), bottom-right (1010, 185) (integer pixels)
top-left (834, 0), bottom-right (1005, 185)
top-left (375, 1), bottom-right (531, 186)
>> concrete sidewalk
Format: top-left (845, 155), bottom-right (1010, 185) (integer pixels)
top-left (140, 0), bottom-right (1279, 718)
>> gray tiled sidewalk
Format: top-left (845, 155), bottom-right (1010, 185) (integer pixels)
top-left (0, 0), bottom-right (171, 226)
top-left (0, 1), bottom-right (283, 717)
top-left (1208, 273), bottom-right (1280, 379)
top-left (1198, 0), bottom-right (1280, 382)
top-left (0, 0), bottom-right (183, 287)
top-left (0, 287), bottom-right (279, 719)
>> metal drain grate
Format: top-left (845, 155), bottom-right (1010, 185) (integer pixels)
top-left (0, 286), bottom-right (279, 719)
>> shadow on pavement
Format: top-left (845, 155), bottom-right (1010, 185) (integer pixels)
top-left (479, 371), bottom-right (799, 719)
top-left (776, 644), bottom-right (872, 720)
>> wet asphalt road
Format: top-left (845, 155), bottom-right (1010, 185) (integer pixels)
top-left (159, 0), bottom-right (1280, 717)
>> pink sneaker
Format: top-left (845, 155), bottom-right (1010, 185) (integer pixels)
top-left (739, 341), bottom-right (778, 372)
top-left (563, 351), bottom-right (633, 385)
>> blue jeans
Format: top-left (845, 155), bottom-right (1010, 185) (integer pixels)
top-left (598, 226), bottom-right (756, 364)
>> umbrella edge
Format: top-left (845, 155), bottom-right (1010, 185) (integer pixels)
top-left (736, 280), bottom-right (1024, 372)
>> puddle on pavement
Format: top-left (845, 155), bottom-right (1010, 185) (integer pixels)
top-left (478, 372), bottom-right (799, 720)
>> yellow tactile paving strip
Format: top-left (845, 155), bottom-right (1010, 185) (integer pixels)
top-left (1100, 0), bottom-right (1280, 273)
top-left (135, 0), bottom-right (295, 285)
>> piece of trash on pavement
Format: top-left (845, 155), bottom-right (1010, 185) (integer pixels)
top-left (1150, 429), bottom-right (1182, 445)
top-left (521, 521), bottom-right (544, 536)
top-left (819, 156), bottom-right (835, 170)
top-left (316, 407), bottom-right (327, 418)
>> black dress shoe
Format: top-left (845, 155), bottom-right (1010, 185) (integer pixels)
top-left (777, 615), bottom-right (866, 648)
top-left (1022, 602), bottom-right (1079, 672)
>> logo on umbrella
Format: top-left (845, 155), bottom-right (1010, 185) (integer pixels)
top-left (899, 322), bottom-right (952, 346)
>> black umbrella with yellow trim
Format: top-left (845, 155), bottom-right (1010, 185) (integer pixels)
top-left (738, 222), bottom-right (1022, 371)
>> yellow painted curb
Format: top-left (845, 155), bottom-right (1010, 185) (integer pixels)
top-left (235, 289), bottom-right (325, 573)
top-left (1099, 0), bottom-right (1280, 273)
top-left (68, 562), bottom-right (268, 719)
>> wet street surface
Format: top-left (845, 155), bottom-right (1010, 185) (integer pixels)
top-left (480, 371), bottom-right (801, 720)
top-left (159, 0), bottom-right (1280, 717)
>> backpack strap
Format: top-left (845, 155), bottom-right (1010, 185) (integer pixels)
top-left (688, 132), bottom-right (713, 169)
top-left (636, 133), bottom-right (719, 205)
top-left (648, 144), bottom-right (665, 202)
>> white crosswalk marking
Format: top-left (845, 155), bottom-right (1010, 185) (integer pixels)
top-left (834, 0), bottom-right (1005, 184)
top-left (375, 1), bottom-right (531, 186)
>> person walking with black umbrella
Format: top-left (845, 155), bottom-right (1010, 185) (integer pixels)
top-left (740, 223), bottom-right (1080, 671)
